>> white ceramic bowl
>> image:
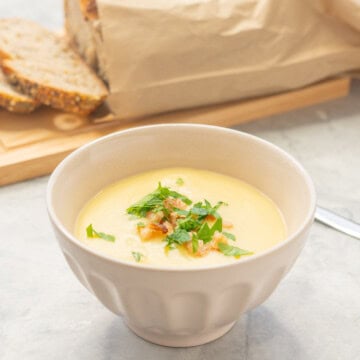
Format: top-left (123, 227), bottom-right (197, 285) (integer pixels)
top-left (47, 124), bottom-right (316, 347)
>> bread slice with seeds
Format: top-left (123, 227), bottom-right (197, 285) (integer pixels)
top-left (0, 69), bottom-right (38, 113)
top-left (0, 18), bottom-right (108, 115)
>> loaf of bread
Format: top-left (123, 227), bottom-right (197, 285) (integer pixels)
top-left (65, 0), bottom-right (99, 71)
top-left (63, 0), bottom-right (360, 120)
top-left (0, 70), bottom-right (38, 113)
top-left (0, 18), bottom-right (108, 115)
top-left (65, 0), bottom-right (107, 81)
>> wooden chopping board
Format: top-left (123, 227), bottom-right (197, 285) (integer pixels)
top-left (0, 77), bottom-right (350, 186)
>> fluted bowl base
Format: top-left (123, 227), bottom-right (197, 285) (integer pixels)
top-left (126, 321), bottom-right (236, 347)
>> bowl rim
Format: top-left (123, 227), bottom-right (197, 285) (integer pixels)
top-left (47, 123), bottom-right (316, 272)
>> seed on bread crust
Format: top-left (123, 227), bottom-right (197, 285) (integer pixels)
top-left (0, 91), bottom-right (38, 113)
top-left (0, 70), bottom-right (39, 113)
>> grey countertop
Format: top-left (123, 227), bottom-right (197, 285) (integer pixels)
top-left (1, 1), bottom-right (360, 359)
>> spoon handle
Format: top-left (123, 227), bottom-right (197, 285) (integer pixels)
top-left (315, 206), bottom-right (360, 240)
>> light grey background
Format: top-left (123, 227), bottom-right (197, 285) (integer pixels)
top-left (1, 1), bottom-right (360, 359)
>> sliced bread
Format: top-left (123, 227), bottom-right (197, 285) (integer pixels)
top-left (65, 0), bottom-right (108, 82)
top-left (65, 0), bottom-right (99, 70)
top-left (0, 69), bottom-right (38, 113)
top-left (0, 18), bottom-right (108, 115)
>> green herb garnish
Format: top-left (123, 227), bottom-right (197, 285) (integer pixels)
top-left (168, 190), bottom-right (192, 205)
top-left (178, 216), bottom-right (201, 232)
top-left (176, 178), bottom-right (184, 186)
top-left (197, 217), bottom-right (222, 243)
top-left (197, 222), bottom-right (212, 243)
top-left (165, 228), bottom-right (190, 248)
top-left (190, 200), bottom-right (227, 219)
top-left (127, 183), bottom-right (251, 258)
top-left (190, 203), bottom-right (209, 217)
top-left (86, 224), bottom-right (115, 242)
top-left (192, 234), bottom-right (199, 253)
top-left (173, 208), bottom-right (189, 216)
top-left (223, 231), bottom-right (236, 241)
top-left (211, 217), bottom-right (223, 234)
top-left (218, 243), bottom-right (253, 257)
top-left (132, 251), bottom-right (144, 262)
top-left (126, 183), bottom-right (192, 218)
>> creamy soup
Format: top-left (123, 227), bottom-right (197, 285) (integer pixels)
top-left (75, 168), bottom-right (287, 267)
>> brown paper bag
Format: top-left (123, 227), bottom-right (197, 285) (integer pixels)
top-left (90, 0), bottom-right (360, 119)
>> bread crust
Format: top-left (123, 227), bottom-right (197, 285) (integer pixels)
top-left (0, 89), bottom-right (38, 113)
top-left (0, 69), bottom-right (38, 113)
top-left (80, 0), bottom-right (99, 21)
top-left (2, 61), bottom-right (105, 116)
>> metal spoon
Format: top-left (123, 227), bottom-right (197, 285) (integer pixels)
top-left (315, 206), bottom-right (360, 239)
